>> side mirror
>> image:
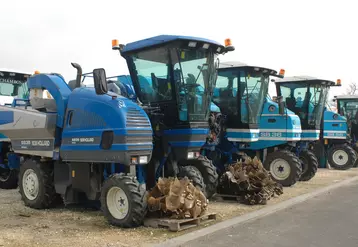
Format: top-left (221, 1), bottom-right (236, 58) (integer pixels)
top-left (277, 95), bottom-right (285, 115)
top-left (93, 68), bottom-right (108, 95)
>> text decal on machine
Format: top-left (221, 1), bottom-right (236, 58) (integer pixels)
top-left (12, 139), bottom-right (54, 151)
top-left (21, 140), bottom-right (51, 146)
top-left (71, 137), bottom-right (95, 144)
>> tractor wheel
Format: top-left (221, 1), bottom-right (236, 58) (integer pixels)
top-left (0, 168), bottom-right (18, 189)
top-left (190, 157), bottom-right (218, 199)
top-left (178, 165), bottom-right (206, 194)
top-left (299, 150), bottom-right (319, 181)
top-left (101, 173), bottom-right (147, 228)
top-left (327, 144), bottom-right (356, 170)
top-left (19, 159), bottom-right (58, 209)
top-left (263, 150), bottom-right (302, 187)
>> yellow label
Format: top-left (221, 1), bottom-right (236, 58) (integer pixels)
top-left (168, 83), bottom-right (171, 89)
top-left (72, 170), bottom-right (75, 177)
top-left (181, 51), bottom-right (185, 59)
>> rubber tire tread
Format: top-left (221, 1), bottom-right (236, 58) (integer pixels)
top-left (0, 169), bottom-right (18, 189)
top-left (191, 157), bottom-right (218, 199)
top-left (18, 159), bottom-right (58, 209)
top-left (178, 165), bottom-right (206, 193)
top-left (263, 150), bottom-right (302, 187)
top-left (101, 173), bottom-right (147, 228)
top-left (299, 150), bottom-right (319, 181)
top-left (327, 144), bottom-right (356, 170)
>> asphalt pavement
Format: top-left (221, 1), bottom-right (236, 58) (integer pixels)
top-left (183, 180), bottom-right (358, 247)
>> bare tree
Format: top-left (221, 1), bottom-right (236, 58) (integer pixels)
top-left (346, 82), bottom-right (358, 95)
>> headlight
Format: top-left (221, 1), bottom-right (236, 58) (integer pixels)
top-left (187, 152), bottom-right (194, 159)
top-left (139, 156), bottom-right (148, 164)
top-left (187, 152), bottom-right (200, 159)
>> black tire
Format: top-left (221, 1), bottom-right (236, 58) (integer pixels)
top-left (327, 144), bottom-right (356, 170)
top-left (263, 150), bottom-right (302, 187)
top-left (299, 150), bottom-right (319, 181)
top-left (178, 165), bottom-right (206, 194)
top-left (0, 169), bottom-right (18, 189)
top-left (18, 159), bottom-right (58, 209)
top-left (190, 157), bottom-right (219, 199)
top-left (354, 158), bottom-right (358, 168)
top-left (101, 173), bottom-right (147, 228)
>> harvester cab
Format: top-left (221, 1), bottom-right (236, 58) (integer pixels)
top-left (201, 61), bottom-right (283, 175)
top-left (112, 35), bottom-right (234, 198)
top-left (0, 70), bottom-right (30, 106)
top-left (334, 95), bottom-right (358, 140)
top-left (275, 76), bottom-right (331, 142)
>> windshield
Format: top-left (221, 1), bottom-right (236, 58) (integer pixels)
top-left (0, 71), bottom-right (29, 98)
top-left (337, 99), bottom-right (358, 122)
top-left (241, 70), bottom-right (269, 124)
top-left (212, 68), bottom-right (269, 127)
top-left (279, 82), bottom-right (328, 129)
top-left (127, 43), bottom-right (218, 122)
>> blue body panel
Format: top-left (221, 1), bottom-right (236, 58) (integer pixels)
top-left (60, 87), bottom-right (153, 155)
top-left (322, 110), bottom-right (347, 139)
top-left (27, 74), bottom-right (72, 128)
top-left (121, 35), bottom-right (224, 54)
top-left (225, 129), bottom-right (260, 142)
top-left (164, 128), bottom-right (209, 148)
top-left (0, 111), bottom-right (14, 125)
top-left (242, 99), bottom-right (301, 150)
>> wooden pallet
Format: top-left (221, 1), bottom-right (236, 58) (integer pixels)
top-left (214, 193), bottom-right (242, 202)
top-left (144, 213), bottom-right (217, 232)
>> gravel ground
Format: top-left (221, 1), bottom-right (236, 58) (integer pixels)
top-left (0, 168), bottom-right (357, 247)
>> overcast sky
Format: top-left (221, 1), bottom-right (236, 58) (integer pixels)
top-left (1, 0), bottom-right (357, 99)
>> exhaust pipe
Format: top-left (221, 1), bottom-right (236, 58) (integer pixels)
top-left (71, 62), bottom-right (82, 88)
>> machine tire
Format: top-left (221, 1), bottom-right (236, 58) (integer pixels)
top-left (0, 169), bottom-right (18, 189)
top-left (101, 173), bottom-right (147, 228)
top-left (178, 165), bottom-right (206, 194)
top-left (263, 150), bottom-right (302, 187)
top-left (191, 157), bottom-right (218, 199)
top-left (353, 159), bottom-right (358, 168)
top-left (19, 159), bottom-right (58, 209)
top-left (299, 150), bottom-right (318, 181)
top-left (327, 144), bottom-right (356, 170)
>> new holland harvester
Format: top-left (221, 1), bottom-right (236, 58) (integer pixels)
top-left (0, 35), bottom-right (234, 228)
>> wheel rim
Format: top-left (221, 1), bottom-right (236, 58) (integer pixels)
top-left (106, 187), bottom-right (129, 220)
top-left (22, 169), bottom-right (39, 200)
top-left (332, 149), bottom-right (349, 166)
top-left (270, 158), bottom-right (291, 180)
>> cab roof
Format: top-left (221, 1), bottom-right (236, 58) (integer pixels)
top-left (0, 68), bottom-right (31, 76)
top-left (275, 76), bottom-right (335, 86)
top-left (218, 61), bottom-right (278, 75)
top-left (120, 35), bottom-right (224, 54)
top-left (335, 95), bottom-right (358, 100)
